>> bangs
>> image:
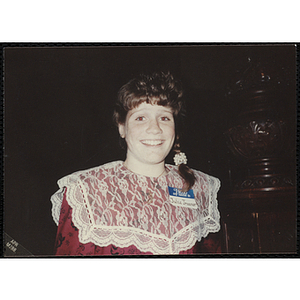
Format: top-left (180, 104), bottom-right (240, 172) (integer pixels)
top-left (125, 94), bottom-right (176, 113)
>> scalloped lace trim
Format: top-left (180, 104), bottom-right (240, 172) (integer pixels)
top-left (51, 161), bottom-right (220, 254)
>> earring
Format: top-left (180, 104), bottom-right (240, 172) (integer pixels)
top-left (173, 152), bottom-right (187, 166)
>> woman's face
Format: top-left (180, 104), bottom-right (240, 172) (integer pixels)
top-left (118, 102), bottom-right (175, 169)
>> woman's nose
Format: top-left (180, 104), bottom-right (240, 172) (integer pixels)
top-left (146, 119), bottom-right (162, 134)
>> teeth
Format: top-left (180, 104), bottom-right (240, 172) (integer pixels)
top-left (142, 140), bottom-right (163, 146)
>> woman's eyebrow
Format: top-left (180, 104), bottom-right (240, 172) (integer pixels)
top-left (129, 107), bottom-right (173, 116)
top-left (129, 109), bottom-right (147, 116)
top-left (160, 109), bottom-right (173, 113)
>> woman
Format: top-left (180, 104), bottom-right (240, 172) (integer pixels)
top-left (50, 71), bottom-right (221, 255)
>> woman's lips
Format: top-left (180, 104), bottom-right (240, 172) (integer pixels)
top-left (141, 139), bottom-right (164, 146)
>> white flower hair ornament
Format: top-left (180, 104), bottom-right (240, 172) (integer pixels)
top-left (173, 152), bottom-right (187, 166)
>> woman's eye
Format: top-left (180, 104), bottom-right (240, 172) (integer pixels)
top-left (136, 116), bottom-right (145, 121)
top-left (161, 116), bottom-right (170, 121)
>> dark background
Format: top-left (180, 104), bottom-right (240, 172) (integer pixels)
top-left (3, 44), bottom-right (297, 256)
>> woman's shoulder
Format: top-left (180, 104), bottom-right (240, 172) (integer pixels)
top-left (56, 161), bottom-right (123, 188)
top-left (193, 168), bottom-right (221, 188)
top-left (166, 164), bottom-right (220, 191)
top-left (193, 168), bottom-right (219, 181)
top-left (191, 167), bottom-right (221, 191)
top-left (166, 164), bottom-right (219, 180)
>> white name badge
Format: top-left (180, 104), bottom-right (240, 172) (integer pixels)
top-left (168, 187), bottom-right (197, 209)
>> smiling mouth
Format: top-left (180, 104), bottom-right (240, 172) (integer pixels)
top-left (141, 140), bottom-right (164, 146)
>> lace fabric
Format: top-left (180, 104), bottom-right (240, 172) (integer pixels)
top-left (51, 161), bottom-right (220, 254)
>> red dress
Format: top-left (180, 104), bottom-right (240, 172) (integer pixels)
top-left (54, 191), bottom-right (196, 255)
top-left (52, 161), bottom-right (221, 256)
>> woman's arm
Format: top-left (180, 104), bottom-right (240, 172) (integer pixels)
top-left (54, 189), bottom-right (101, 256)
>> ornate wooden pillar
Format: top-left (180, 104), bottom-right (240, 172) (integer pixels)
top-left (221, 57), bottom-right (296, 254)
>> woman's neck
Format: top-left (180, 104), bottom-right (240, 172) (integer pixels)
top-left (123, 159), bottom-right (167, 177)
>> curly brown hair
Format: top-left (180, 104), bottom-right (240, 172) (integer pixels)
top-left (113, 71), bottom-right (184, 124)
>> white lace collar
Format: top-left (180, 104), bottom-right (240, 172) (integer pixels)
top-left (51, 161), bottom-right (220, 254)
